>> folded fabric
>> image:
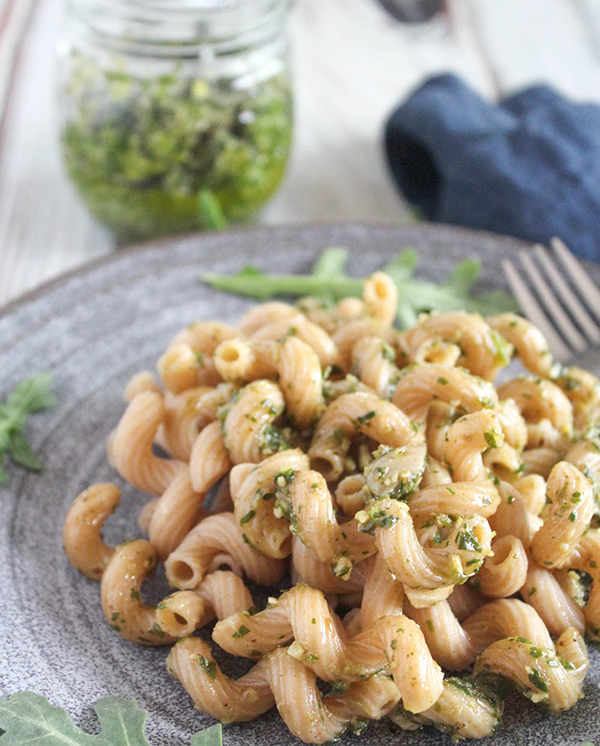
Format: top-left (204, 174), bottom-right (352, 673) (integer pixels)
top-left (384, 73), bottom-right (600, 261)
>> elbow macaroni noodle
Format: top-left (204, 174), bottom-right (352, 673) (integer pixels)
top-left (63, 269), bottom-right (600, 743)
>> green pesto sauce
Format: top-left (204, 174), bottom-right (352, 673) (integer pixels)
top-left (60, 55), bottom-right (293, 241)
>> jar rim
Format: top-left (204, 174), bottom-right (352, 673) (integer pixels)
top-left (67, 0), bottom-right (292, 56)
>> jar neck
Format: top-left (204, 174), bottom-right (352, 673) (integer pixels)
top-left (66, 0), bottom-right (291, 59)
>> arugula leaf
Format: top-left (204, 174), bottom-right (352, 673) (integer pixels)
top-left (0, 693), bottom-right (223, 745)
top-left (191, 723), bottom-right (223, 746)
top-left (7, 431), bottom-right (44, 471)
top-left (202, 248), bottom-right (518, 327)
top-left (0, 374), bottom-right (54, 484)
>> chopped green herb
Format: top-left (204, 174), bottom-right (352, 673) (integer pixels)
top-left (457, 526), bottom-right (483, 552)
top-left (240, 510), bottom-right (256, 524)
top-left (232, 625), bottom-right (251, 638)
top-left (197, 656), bottom-right (217, 680)
top-left (259, 424), bottom-right (290, 455)
top-left (0, 374), bottom-right (55, 484)
top-left (484, 429), bottom-right (502, 449)
top-left (527, 668), bottom-right (549, 692)
top-left (325, 681), bottom-right (350, 698)
top-left (357, 507), bottom-right (398, 534)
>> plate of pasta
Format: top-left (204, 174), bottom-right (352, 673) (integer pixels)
top-left (1, 222), bottom-right (600, 746)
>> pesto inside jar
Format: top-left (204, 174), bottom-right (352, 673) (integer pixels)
top-left (60, 53), bottom-right (293, 242)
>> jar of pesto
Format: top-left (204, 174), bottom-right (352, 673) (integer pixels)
top-left (58, 0), bottom-right (293, 242)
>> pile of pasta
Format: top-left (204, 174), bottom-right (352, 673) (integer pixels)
top-left (63, 271), bottom-right (600, 743)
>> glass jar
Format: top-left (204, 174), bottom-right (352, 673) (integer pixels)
top-left (58, 0), bottom-right (293, 243)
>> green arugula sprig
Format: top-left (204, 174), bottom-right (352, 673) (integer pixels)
top-left (0, 374), bottom-right (55, 484)
top-left (0, 693), bottom-right (222, 745)
top-left (203, 248), bottom-right (518, 328)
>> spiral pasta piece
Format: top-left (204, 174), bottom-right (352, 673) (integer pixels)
top-left (214, 337), bottom-right (325, 428)
top-left (403, 311), bottom-right (512, 380)
top-left (473, 629), bottom-right (587, 712)
top-left (63, 483), bottom-right (120, 580)
top-left (158, 321), bottom-right (237, 393)
top-left (474, 535), bottom-right (528, 598)
top-left (393, 364), bottom-right (498, 424)
top-left (520, 564), bottom-right (585, 636)
top-left (124, 370), bottom-right (160, 402)
top-left (213, 583), bottom-right (443, 713)
top-left (554, 366), bottom-right (600, 431)
top-left (101, 539), bottom-right (176, 645)
top-left (359, 498), bottom-right (493, 591)
top-left (488, 482), bottom-right (539, 546)
top-left (156, 570), bottom-right (254, 637)
top-left (188, 420), bottom-right (232, 495)
top-left (231, 449), bottom-right (310, 558)
top-left (497, 376), bottom-right (573, 444)
top-left (238, 301), bottom-right (299, 336)
top-left (522, 446), bottom-right (562, 479)
top-left (221, 380), bottom-right (287, 464)
top-left (565, 439), bottom-right (600, 504)
top-left (444, 410), bottom-right (503, 482)
top-left (363, 271), bottom-right (398, 326)
top-left (147, 467), bottom-right (211, 560)
top-left (278, 337), bottom-right (325, 427)
top-left (358, 553), bottom-right (404, 628)
top-left (168, 637), bottom-right (398, 742)
top-left (462, 598), bottom-right (553, 653)
top-left (309, 391), bottom-right (419, 480)
top-left (487, 313), bottom-right (556, 377)
top-left (286, 470), bottom-right (376, 575)
top-left (248, 313), bottom-right (340, 368)
top-left (530, 461), bottom-right (594, 569)
top-left (564, 530), bottom-right (600, 640)
top-left (165, 512), bottom-right (285, 589)
top-left (110, 391), bottom-right (185, 495)
top-left (160, 385), bottom-right (214, 460)
top-left (405, 600), bottom-right (476, 671)
top-left (393, 676), bottom-right (503, 739)
top-left (351, 336), bottom-right (400, 399)
top-left (167, 637), bottom-right (275, 722)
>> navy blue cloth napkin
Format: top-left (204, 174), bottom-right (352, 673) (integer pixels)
top-left (384, 73), bottom-right (600, 261)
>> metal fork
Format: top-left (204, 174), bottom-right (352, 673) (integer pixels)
top-left (502, 238), bottom-right (600, 372)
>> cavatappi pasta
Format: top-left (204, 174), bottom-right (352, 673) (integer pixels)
top-left (62, 274), bottom-right (600, 744)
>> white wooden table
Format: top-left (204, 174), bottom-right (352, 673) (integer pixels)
top-left (1, 0), bottom-right (600, 308)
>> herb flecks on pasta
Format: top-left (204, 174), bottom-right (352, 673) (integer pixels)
top-left (64, 264), bottom-right (600, 744)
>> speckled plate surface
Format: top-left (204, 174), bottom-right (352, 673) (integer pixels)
top-left (2, 222), bottom-right (600, 746)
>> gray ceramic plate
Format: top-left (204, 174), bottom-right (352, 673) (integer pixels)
top-left (1, 223), bottom-right (600, 746)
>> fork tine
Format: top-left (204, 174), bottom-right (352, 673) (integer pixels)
top-left (551, 238), bottom-right (600, 316)
top-left (534, 245), bottom-right (600, 345)
top-left (502, 259), bottom-right (572, 362)
top-left (520, 252), bottom-right (588, 352)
